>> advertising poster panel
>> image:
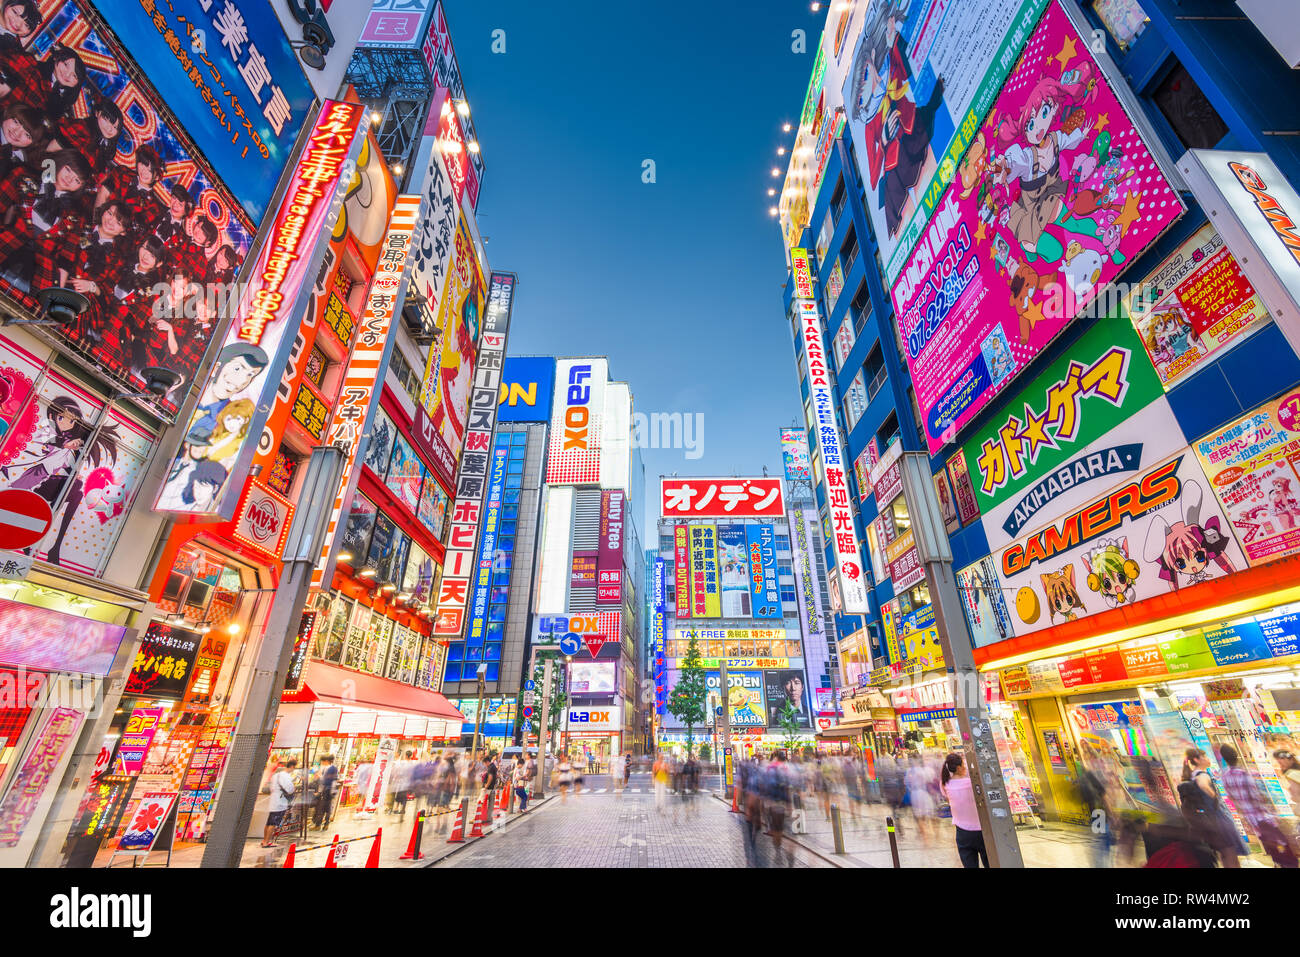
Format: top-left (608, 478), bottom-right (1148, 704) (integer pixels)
top-left (597, 489), bottom-right (624, 605)
top-left (993, 453), bottom-right (1243, 640)
top-left (746, 524), bottom-right (782, 620)
top-left (660, 477), bottom-right (785, 518)
top-left (405, 101), bottom-right (459, 323)
top-left (898, 604), bottom-right (944, 669)
top-left (842, 0), bottom-right (1049, 282)
top-left (765, 669), bottom-right (811, 728)
top-left (465, 445), bottom-right (507, 645)
top-left (795, 294), bottom-right (869, 613)
top-left (947, 450), bottom-right (981, 525)
top-left (780, 428), bottom-right (812, 481)
top-left (1123, 224), bottom-right (1271, 389)
top-left (956, 555), bottom-right (1016, 649)
top-left (890, 1), bottom-right (1183, 453)
top-left (674, 524), bottom-right (690, 619)
top-left (546, 359), bottom-right (606, 485)
top-left (0, 0), bottom-right (259, 403)
top-left (571, 551), bottom-right (597, 588)
top-left (155, 100), bottom-right (364, 518)
top-left (418, 212), bottom-right (484, 488)
top-left (125, 621), bottom-right (201, 698)
top-left (718, 524), bottom-right (751, 618)
top-left (789, 509), bottom-right (826, 649)
top-left (688, 524), bottom-right (721, 619)
top-left (498, 357), bottom-right (556, 422)
top-left (705, 671), bottom-right (766, 728)
top-left (102, 0), bottom-right (313, 222)
top-left (933, 468), bottom-right (960, 532)
top-left (1193, 390), bottom-right (1300, 566)
top-left (958, 318), bottom-right (1184, 551)
top-left (654, 557), bottom-right (667, 715)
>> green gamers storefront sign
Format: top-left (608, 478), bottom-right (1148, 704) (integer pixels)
top-left (957, 319), bottom-right (1185, 550)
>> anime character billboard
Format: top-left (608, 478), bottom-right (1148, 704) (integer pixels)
top-left (889, 1), bottom-right (1184, 453)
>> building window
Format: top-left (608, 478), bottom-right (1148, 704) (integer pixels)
top-left (833, 317), bottom-right (856, 372)
top-left (842, 370), bottom-right (868, 430)
top-left (389, 349), bottom-right (422, 403)
top-left (864, 342), bottom-right (886, 401)
top-left (830, 176), bottom-right (846, 224)
top-left (1151, 59), bottom-right (1228, 151)
top-left (840, 227), bottom-right (859, 277)
top-left (877, 410), bottom-right (901, 453)
top-left (852, 282), bottom-right (872, 339)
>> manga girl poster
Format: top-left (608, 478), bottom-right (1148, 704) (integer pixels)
top-left (1193, 391), bottom-right (1300, 567)
top-left (0, 333), bottom-right (150, 575)
top-left (889, 1), bottom-right (1184, 453)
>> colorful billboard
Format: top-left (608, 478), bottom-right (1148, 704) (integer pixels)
top-left (1194, 390), bottom-right (1300, 567)
top-left (660, 477), bottom-right (785, 518)
top-left (125, 622), bottom-right (201, 699)
top-left (780, 429), bottom-right (812, 481)
top-left (405, 99), bottom-right (459, 323)
top-left (794, 292), bottom-right (869, 614)
top-left (418, 211), bottom-right (485, 488)
top-left (546, 359), bottom-right (606, 485)
top-left (706, 671), bottom-right (766, 728)
top-left (993, 453), bottom-right (1243, 641)
top-left (956, 555), bottom-right (1016, 649)
top-left (789, 508), bottom-right (826, 649)
top-left (842, 0), bottom-right (1050, 282)
top-left (597, 489), bottom-right (625, 605)
top-left (688, 524), bottom-right (721, 619)
top-left (498, 357), bottom-right (556, 422)
top-left (746, 524), bottom-right (782, 620)
top-left (764, 669), bottom-right (811, 728)
top-left (431, 273), bottom-right (515, 641)
top-left (465, 445), bottom-right (508, 644)
top-left (0, 0), bottom-right (257, 403)
top-left (958, 318), bottom-right (1185, 550)
top-left (1122, 224), bottom-right (1271, 390)
top-left (718, 524), bottom-right (750, 617)
top-left (155, 100), bottom-right (364, 519)
top-left (674, 524), bottom-right (690, 619)
top-left (313, 194), bottom-right (422, 588)
top-left (103, 0), bottom-right (313, 222)
top-left (653, 557), bottom-right (667, 715)
top-left (890, 1), bottom-right (1184, 453)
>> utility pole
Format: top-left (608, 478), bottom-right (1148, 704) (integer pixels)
top-left (717, 654), bottom-right (734, 797)
top-left (898, 452), bottom-right (1023, 867)
top-left (534, 656), bottom-right (553, 798)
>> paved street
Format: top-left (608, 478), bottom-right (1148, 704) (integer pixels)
top-left (435, 774), bottom-right (830, 868)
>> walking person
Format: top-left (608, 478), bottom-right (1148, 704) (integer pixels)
top-left (1219, 744), bottom-right (1298, 867)
top-left (263, 759), bottom-right (297, 847)
top-left (612, 751), bottom-right (626, 795)
top-left (940, 752), bottom-right (987, 868)
top-left (312, 755), bottom-right (336, 829)
top-left (557, 754), bottom-right (574, 802)
top-left (1275, 749), bottom-right (1300, 815)
top-left (512, 756), bottom-right (532, 813)
top-left (572, 752), bottom-right (585, 794)
top-left (653, 752), bottom-right (669, 813)
top-left (765, 752), bottom-right (795, 867)
top-left (623, 751), bottom-right (632, 790)
top-left (1179, 748), bottom-right (1241, 868)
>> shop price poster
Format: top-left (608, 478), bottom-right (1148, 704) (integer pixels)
top-left (1123, 224), bottom-right (1270, 389)
top-left (1193, 390), bottom-right (1300, 566)
top-left (890, 1), bottom-right (1183, 453)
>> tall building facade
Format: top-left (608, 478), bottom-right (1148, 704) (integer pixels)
top-left (779, 0), bottom-right (1300, 838)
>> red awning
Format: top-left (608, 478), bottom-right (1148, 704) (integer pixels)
top-left (287, 661), bottom-right (464, 720)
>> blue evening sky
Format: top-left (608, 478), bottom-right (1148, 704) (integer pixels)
top-left (452, 1), bottom-right (821, 534)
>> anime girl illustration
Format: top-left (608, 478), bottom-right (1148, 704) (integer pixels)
top-left (982, 326), bottom-right (1016, 384)
top-left (994, 61), bottom-right (1116, 271)
top-left (1144, 480), bottom-right (1237, 591)
top-left (432, 274), bottom-right (481, 456)
top-left (847, 0), bottom-right (945, 238)
top-left (0, 394), bottom-right (120, 565)
top-left (1083, 538), bottom-right (1140, 608)
top-left (1041, 565), bottom-right (1085, 623)
top-left (1270, 476), bottom-right (1300, 530)
top-left (196, 398), bottom-right (254, 465)
top-left (1145, 309), bottom-right (1201, 370)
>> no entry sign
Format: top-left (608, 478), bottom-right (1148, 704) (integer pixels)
top-left (0, 490), bottom-right (53, 551)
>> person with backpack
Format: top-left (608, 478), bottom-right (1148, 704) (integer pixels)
top-left (1179, 748), bottom-right (1240, 867)
top-left (263, 759), bottom-right (297, 847)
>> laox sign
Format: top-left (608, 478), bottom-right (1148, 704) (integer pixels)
top-left (563, 364), bottom-right (593, 449)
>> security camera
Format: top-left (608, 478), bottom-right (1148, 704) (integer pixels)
top-left (139, 366), bottom-right (182, 398)
top-left (35, 286), bottom-right (89, 326)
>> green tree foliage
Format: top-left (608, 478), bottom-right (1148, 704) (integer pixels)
top-left (666, 632), bottom-right (707, 756)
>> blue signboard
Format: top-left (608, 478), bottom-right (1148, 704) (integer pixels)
top-left (746, 524), bottom-right (782, 620)
top-left (466, 446), bottom-right (508, 642)
top-left (1204, 619), bottom-right (1274, 668)
top-left (559, 633), bottom-right (583, 657)
top-left (498, 357), bottom-right (557, 422)
top-left (1260, 612), bottom-right (1300, 659)
top-left (101, 0), bottom-right (314, 222)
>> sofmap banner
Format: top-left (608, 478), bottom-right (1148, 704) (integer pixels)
top-left (890, 1), bottom-right (1183, 453)
top-left (992, 452), bottom-right (1243, 640)
top-left (746, 524), bottom-right (782, 620)
top-left (958, 318), bottom-right (1185, 550)
top-left (842, 0), bottom-right (1049, 283)
top-left (155, 100), bottom-right (364, 519)
top-left (1123, 224), bottom-right (1271, 390)
top-left (1193, 390), bottom-right (1300, 567)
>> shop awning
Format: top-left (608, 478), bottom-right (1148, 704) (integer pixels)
top-left (288, 661), bottom-right (464, 721)
top-left (816, 723), bottom-right (870, 738)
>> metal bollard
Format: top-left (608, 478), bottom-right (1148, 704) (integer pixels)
top-left (886, 815), bottom-right (901, 868)
top-left (830, 803), bottom-right (846, 855)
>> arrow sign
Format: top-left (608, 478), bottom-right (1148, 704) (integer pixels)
top-left (558, 633), bottom-right (582, 656)
top-left (524, 679), bottom-right (535, 691)
top-left (617, 834), bottom-right (647, 847)
top-left (0, 489), bottom-right (53, 551)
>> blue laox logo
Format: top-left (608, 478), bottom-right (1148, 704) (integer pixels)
top-left (1001, 444), bottom-right (1143, 539)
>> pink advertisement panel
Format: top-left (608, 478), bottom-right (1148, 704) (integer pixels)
top-left (890, 1), bottom-right (1183, 453)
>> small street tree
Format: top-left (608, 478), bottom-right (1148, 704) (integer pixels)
top-left (778, 698), bottom-right (801, 753)
top-left (666, 631), bottom-right (707, 756)
top-left (526, 656), bottom-right (567, 748)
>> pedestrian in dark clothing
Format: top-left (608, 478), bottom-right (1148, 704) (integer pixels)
top-left (312, 755), bottom-right (337, 829)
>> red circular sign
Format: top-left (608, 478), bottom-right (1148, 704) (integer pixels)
top-left (0, 489), bottom-right (53, 551)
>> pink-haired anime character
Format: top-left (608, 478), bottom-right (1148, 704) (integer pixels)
top-left (1156, 518), bottom-right (1235, 590)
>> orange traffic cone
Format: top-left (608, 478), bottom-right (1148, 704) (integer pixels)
top-left (282, 844), bottom-right (296, 868)
top-left (400, 810), bottom-right (426, 861)
top-left (446, 798), bottom-right (467, 843)
top-left (730, 786), bottom-right (741, 813)
top-left (365, 828), bottom-right (382, 868)
top-left (495, 785), bottom-right (510, 813)
top-left (469, 791), bottom-right (490, 838)
top-left (324, 834), bottom-right (340, 867)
